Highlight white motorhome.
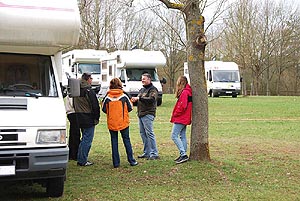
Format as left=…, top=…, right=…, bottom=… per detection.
left=100, top=49, right=167, bottom=106
left=184, top=61, right=241, bottom=98
left=0, top=0, right=80, bottom=197
left=62, top=49, right=108, bottom=94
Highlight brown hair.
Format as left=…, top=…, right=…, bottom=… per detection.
left=109, top=78, right=123, bottom=89
left=82, top=72, right=92, bottom=81
left=175, top=76, right=188, bottom=98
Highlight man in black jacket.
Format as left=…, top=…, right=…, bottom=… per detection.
left=131, top=73, right=160, bottom=160
left=73, top=73, right=100, bottom=166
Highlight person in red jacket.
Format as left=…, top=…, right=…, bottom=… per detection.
left=102, top=78, right=138, bottom=168
left=170, top=76, right=192, bottom=164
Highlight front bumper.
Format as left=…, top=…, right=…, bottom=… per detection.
left=0, top=146, right=68, bottom=181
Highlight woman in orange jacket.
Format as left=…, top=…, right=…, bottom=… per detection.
left=102, top=78, right=138, bottom=168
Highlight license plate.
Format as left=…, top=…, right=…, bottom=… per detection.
left=0, top=165, right=15, bottom=176
left=226, top=91, right=232, bottom=94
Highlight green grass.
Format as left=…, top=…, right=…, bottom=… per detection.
left=1, top=95, right=300, bottom=200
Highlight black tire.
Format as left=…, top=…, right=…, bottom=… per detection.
left=211, top=90, right=219, bottom=98
left=46, top=177, right=64, bottom=198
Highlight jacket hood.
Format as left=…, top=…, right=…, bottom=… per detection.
left=108, top=89, right=123, bottom=97
left=184, top=83, right=192, bottom=94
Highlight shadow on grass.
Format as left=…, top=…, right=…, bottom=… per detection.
left=0, top=181, right=49, bottom=201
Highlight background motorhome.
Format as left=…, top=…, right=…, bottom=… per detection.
left=0, top=0, right=80, bottom=197
left=62, top=49, right=108, bottom=94
left=184, top=61, right=241, bottom=98
left=100, top=49, right=167, bottom=106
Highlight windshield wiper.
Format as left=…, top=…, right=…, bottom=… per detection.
left=25, top=92, right=42, bottom=98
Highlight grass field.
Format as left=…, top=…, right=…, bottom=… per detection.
left=1, top=95, right=300, bottom=200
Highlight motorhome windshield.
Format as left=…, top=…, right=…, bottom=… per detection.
left=78, top=63, right=101, bottom=74
left=213, top=70, right=239, bottom=82
left=126, top=68, right=159, bottom=81
left=0, top=53, right=58, bottom=97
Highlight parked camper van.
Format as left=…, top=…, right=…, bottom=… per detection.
left=62, top=49, right=108, bottom=94
left=184, top=61, right=241, bottom=98
left=0, top=0, right=80, bottom=197
left=100, top=49, right=167, bottom=106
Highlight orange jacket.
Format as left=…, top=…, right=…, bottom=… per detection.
left=102, top=89, right=133, bottom=131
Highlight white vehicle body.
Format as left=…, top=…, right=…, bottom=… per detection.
left=184, top=61, right=241, bottom=97
left=62, top=49, right=108, bottom=93
left=100, top=49, right=166, bottom=106
left=0, top=0, right=80, bottom=197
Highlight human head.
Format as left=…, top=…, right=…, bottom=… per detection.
left=82, top=72, right=93, bottom=84
left=109, top=77, right=123, bottom=89
left=141, top=73, right=151, bottom=86
left=175, top=75, right=188, bottom=98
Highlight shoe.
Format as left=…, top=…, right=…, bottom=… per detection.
left=175, top=155, right=189, bottom=164
left=138, top=154, right=149, bottom=159
left=174, top=156, right=181, bottom=162
left=148, top=155, right=160, bottom=160
left=130, top=161, right=138, bottom=166
left=77, top=161, right=94, bottom=166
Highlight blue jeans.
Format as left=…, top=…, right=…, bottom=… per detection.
left=109, top=127, right=136, bottom=167
left=139, top=114, right=158, bottom=157
left=171, top=123, right=187, bottom=156
left=77, top=126, right=95, bottom=164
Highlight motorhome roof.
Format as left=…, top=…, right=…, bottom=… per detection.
left=110, top=49, right=166, bottom=68
left=205, top=61, right=239, bottom=70
left=62, top=49, right=108, bottom=62
left=0, top=0, right=80, bottom=55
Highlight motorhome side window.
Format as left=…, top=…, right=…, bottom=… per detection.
left=0, top=53, right=58, bottom=97
left=120, top=70, right=126, bottom=82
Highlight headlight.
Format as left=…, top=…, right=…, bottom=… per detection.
left=36, top=129, right=66, bottom=144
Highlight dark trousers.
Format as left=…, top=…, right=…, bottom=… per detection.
left=67, top=113, right=81, bottom=160
left=109, top=127, right=136, bottom=167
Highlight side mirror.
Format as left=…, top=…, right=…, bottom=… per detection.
left=160, top=77, right=167, bottom=84
left=60, top=83, right=68, bottom=98
left=240, top=77, right=243, bottom=82
left=119, top=77, right=125, bottom=83
left=68, top=78, right=80, bottom=97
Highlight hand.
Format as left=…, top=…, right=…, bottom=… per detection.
left=131, top=97, right=139, bottom=102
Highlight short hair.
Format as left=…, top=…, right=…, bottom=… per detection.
left=142, top=73, right=151, bottom=79
left=82, top=72, right=92, bottom=81
left=109, top=78, right=123, bottom=89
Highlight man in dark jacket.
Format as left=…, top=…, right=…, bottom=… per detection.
left=131, top=73, right=159, bottom=160
left=73, top=73, right=100, bottom=166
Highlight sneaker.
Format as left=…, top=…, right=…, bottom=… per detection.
left=174, top=156, right=181, bottom=162
left=130, top=161, right=138, bottom=166
left=148, top=155, right=160, bottom=160
left=175, top=155, right=189, bottom=164
left=77, top=161, right=94, bottom=166
left=138, top=154, right=149, bottom=159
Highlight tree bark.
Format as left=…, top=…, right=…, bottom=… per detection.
left=159, top=0, right=210, bottom=161
left=185, top=8, right=210, bottom=161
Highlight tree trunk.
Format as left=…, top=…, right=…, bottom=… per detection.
left=185, top=4, right=210, bottom=161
